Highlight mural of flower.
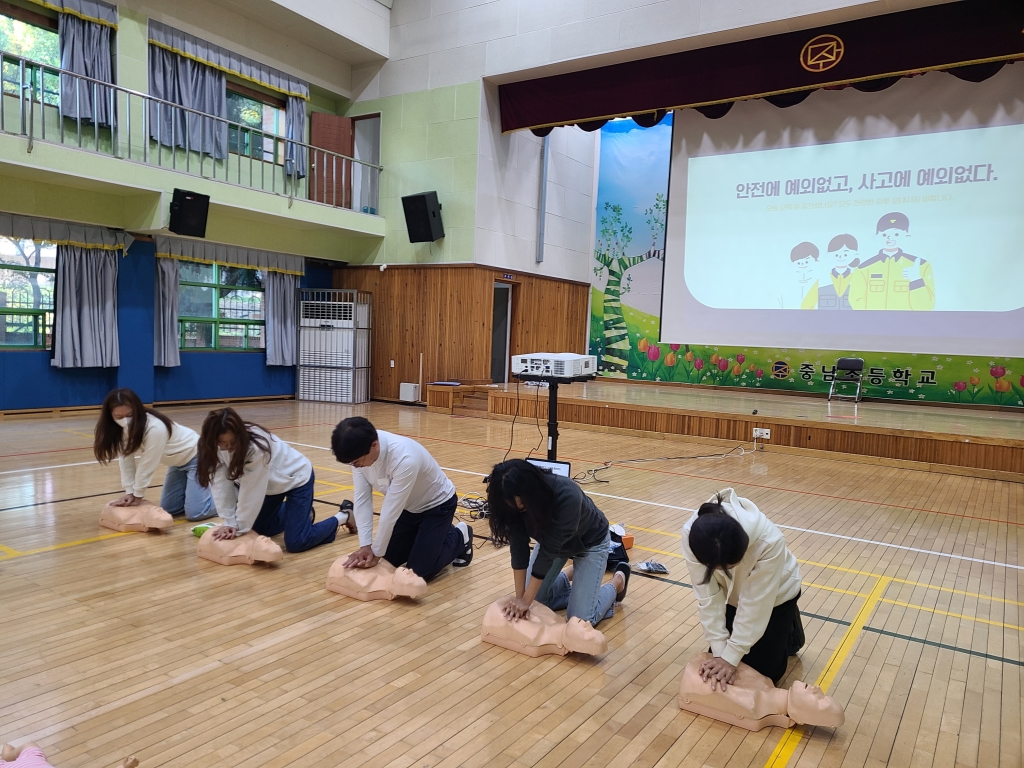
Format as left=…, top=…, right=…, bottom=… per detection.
left=647, top=345, right=661, bottom=362
left=694, top=358, right=704, bottom=370
left=638, top=338, right=649, bottom=353
left=736, top=354, right=745, bottom=364
left=994, top=379, right=1011, bottom=393
left=685, top=351, right=694, bottom=362
left=665, top=351, right=677, bottom=367
left=970, top=376, right=981, bottom=386
left=717, top=358, right=729, bottom=372
left=748, top=364, right=756, bottom=372
left=670, top=344, right=680, bottom=351
left=731, top=364, right=742, bottom=376
left=991, top=365, right=1007, bottom=378
left=1020, top=375, right=1024, bottom=388
left=953, top=381, right=967, bottom=391
left=710, top=353, right=720, bottom=365
left=756, top=369, right=764, bottom=378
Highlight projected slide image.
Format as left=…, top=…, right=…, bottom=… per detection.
left=682, top=123, right=1024, bottom=314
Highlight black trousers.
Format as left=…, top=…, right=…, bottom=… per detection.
left=724, top=593, right=804, bottom=685
left=382, top=493, right=461, bottom=582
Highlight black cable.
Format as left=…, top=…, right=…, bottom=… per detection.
left=572, top=443, right=754, bottom=484
left=502, top=378, right=521, bottom=462
left=525, top=382, right=544, bottom=460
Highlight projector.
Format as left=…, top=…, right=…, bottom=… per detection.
left=511, top=352, right=597, bottom=379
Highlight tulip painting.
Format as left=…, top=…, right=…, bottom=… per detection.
left=991, top=365, right=1007, bottom=378
left=710, top=353, right=720, bottom=365
left=736, top=354, right=745, bottom=364
left=969, top=376, right=981, bottom=387
left=732, top=364, right=743, bottom=376
left=953, top=381, right=967, bottom=391
left=670, top=344, right=680, bottom=351
left=665, top=351, right=677, bottom=367
left=685, top=351, right=694, bottom=362
left=995, top=379, right=1011, bottom=392
left=694, top=358, right=704, bottom=370
left=755, top=369, right=764, bottom=378
left=638, top=338, right=649, bottom=353
left=748, top=364, right=756, bottom=372
left=647, top=345, right=661, bottom=362
left=717, top=358, right=729, bottom=372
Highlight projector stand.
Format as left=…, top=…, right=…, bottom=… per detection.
left=512, top=373, right=596, bottom=461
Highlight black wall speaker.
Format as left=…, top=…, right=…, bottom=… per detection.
left=169, top=189, right=210, bottom=238
left=401, top=191, right=444, bottom=243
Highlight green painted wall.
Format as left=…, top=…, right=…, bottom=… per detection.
left=347, top=82, right=480, bottom=265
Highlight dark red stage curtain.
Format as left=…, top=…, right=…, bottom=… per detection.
left=498, top=0, right=1024, bottom=133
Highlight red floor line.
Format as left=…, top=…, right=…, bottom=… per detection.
left=380, top=430, right=1023, bottom=529
left=0, top=445, right=93, bottom=459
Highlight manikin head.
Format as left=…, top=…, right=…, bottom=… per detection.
left=331, top=417, right=381, bottom=468
left=876, top=212, right=910, bottom=253
left=789, top=242, right=819, bottom=282
left=827, top=234, right=859, bottom=271
left=788, top=681, right=846, bottom=726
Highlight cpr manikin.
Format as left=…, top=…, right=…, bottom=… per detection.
left=1, top=742, right=137, bottom=768
left=100, top=500, right=173, bottom=533
left=326, top=559, right=428, bottom=601
left=480, top=597, right=609, bottom=657
left=678, top=653, right=845, bottom=731
left=196, top=527, right=283, bottom=566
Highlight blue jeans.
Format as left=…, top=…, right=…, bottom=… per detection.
left=252, top=471, right=338, bottom=553
left=526, top=529, right=616, bottom=627
left=160, top=456, right=216, bottom=521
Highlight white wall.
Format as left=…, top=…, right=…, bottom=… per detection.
left=356, top=0, right=952, bottom=100
left=475, top=83, right=597, bottom=283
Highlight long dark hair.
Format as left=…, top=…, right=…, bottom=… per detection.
left=485, top=459, right=557, bottom=547
left=94, top=388, right=174, bottom=464
left=688, top=493, right=750, bottom=585
left=196, top=407, right=271, bottom=486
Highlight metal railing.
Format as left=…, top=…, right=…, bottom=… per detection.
left=0, top=52, right=382, bottom=213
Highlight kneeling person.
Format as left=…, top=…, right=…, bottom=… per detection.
left=683, top=488, right=804, bottom=688
left=332, top=417, right=472, bottom=581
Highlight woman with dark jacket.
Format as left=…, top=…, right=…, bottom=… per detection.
left=486, top=459, right=630, bottom=625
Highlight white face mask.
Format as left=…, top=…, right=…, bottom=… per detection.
left=218, top=448, right=233, bottom=464
left=114, top=416, right=132, bottom=429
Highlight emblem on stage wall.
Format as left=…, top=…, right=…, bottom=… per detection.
left=800, top=34, right=844, bottom=73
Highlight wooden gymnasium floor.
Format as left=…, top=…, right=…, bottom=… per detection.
left=1, top=400, right=1022, bottom=768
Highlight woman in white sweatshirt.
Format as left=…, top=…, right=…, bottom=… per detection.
left=196, top=408, right=352, bottom=553
left=682, top=488, right=804, bottom=688
left=94, top=388, right=216, bottom=521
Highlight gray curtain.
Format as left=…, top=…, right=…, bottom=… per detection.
left=154, top=257, right=180, bottom=367
left=285, top=95, right=307, bottom=179
left=59, top=13, right=114, bottom=126
left=148, top=45, right=227, bottom=159
left=153, top=235, right=304, bottom=275
left=264, top=271, right=299, bottom=366
left=51, top=244, right=119, bottom=368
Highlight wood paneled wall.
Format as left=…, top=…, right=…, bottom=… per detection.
left=334, top=265, right=589, bottom=400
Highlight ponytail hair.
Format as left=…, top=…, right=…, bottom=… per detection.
left=688, top=493, right=750, bottom=585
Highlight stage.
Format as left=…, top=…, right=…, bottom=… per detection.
left=427, top=380, right=1024, bottom=481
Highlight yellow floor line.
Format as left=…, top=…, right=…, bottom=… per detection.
left=764, top=576, right=890, bottom=768
left=0, top=543, right=21, bottom=557
left=804, top=582, right=870, bottom=599
left=880, top=597, right=1024, bottom=633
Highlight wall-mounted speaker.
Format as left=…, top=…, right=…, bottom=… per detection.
left=169, top=189, right=210, bottom=238
left=401, top=191, right=444, bottom=243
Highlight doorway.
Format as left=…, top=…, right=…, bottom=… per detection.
left=491, top=282, right=512, bottom=383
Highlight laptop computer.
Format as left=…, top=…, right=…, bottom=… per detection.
left=526, top=458, right=571, bottom=477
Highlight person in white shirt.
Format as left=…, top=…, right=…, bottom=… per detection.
left=196, top=408, right=354, bottom=553
left=93, top=388, right=216, bottom=521
left=682, top=488, right=804, bottom=689
left=331, top=417, right=472, bottom=581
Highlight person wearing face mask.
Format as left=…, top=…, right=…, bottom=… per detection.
left=196, top=407, right=354, bottom=553
left=94, top=388, right=217, bottom=521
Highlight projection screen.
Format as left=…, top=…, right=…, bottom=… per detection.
left=660, top=65, right=1024, bottom=356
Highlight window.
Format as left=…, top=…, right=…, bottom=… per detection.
left=226, top=82, right=287, bottom=164
left=178, top=262, right=265, bottom=351
left=0, top=7, right=60, bottom=107
left=0, top=235, right=55, bottom=349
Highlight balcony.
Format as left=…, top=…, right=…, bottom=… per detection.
left=0, top=52, right=384, bottom=252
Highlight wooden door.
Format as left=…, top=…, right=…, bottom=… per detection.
left=309, top=113, right=354, bottom=208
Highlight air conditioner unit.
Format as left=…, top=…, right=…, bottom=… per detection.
left=511, top=352, right=597, bottom=379
left=300, top=301, right=355, bottom=328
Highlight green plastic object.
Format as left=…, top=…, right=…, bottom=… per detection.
left=191, top=523, right=216, bottom=537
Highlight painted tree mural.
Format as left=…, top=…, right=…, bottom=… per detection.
left=593, top=195, right=666, bottom=376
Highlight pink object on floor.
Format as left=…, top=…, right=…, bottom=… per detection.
left=480, top=597, right=608, bottom=657
left=325, top=559, right=428, bottom=601
left=196, top=529, right=283, bottom=566
left=0, top=747, right=56, bottom=768
left=100, top=500, right=173, bottom=532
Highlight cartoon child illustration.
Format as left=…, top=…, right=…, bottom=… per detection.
left=786, top=241, right=820, bottom=309
left=849, top=212, right=935, bottom=310
left=817, top=234, right=859, bottom=310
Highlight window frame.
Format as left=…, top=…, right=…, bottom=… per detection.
left=0, top=237, right=56, bottom=351
left=177, top=261, right=266, bottom=353
left=226, top=80, right=288, bottom=166
left=0, top=3, right=60, bottom=107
